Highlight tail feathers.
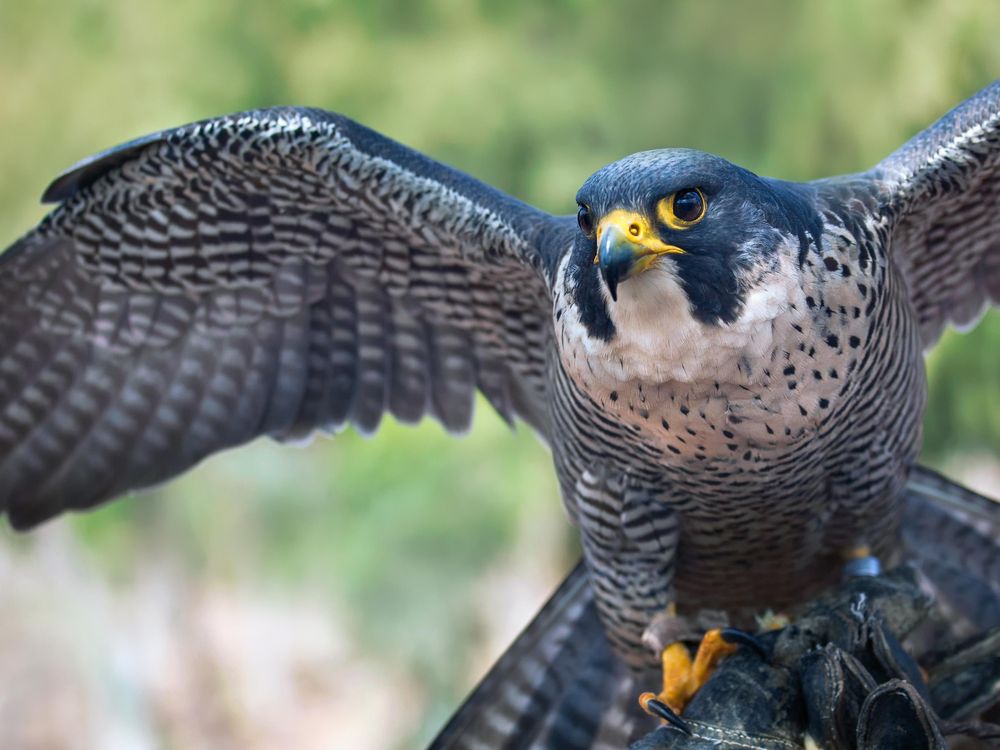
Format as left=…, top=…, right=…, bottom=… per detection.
left=903, top=465, right=1000, bottom=630
left=429, top=561, right=655, bottom=750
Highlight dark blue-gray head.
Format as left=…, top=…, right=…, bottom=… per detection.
left=567, top=149, right=824, bottom=341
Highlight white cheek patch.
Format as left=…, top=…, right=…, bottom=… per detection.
left=557, top=251, right=808, bottom=393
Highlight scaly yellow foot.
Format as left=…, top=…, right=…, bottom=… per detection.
left=639, top=628, right=738, bottom=718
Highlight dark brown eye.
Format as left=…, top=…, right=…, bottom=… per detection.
left=672, top=189, right=705, bottom=224
left=577, top=204, right=595, bottom=236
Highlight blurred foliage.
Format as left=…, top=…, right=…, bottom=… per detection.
left=1, top=0, right=1000, bottom=746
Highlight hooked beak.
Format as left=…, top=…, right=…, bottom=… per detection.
left=596, top=211, right=684, bottom=301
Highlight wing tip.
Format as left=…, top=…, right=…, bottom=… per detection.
left=4, top=500, right=59, bottom=532
left=41, top=130, right=170, bottom=204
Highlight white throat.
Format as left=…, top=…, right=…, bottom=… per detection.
left=556, top=254, right=807, bottom=393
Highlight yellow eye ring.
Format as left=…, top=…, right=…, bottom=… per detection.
left=657, top=188, right=706, bottom=230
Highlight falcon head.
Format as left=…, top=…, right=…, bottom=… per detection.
left=559, top=149, right=825, bottom=385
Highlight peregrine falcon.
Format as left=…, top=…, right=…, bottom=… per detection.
left=2, top=81, right=1000, bottom=746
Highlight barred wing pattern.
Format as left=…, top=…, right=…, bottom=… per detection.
left=877, top=80, right=1000, bottom=347
left=430, top=562, right=654, bottom=750
left=0, top=108, right=564, bottom=529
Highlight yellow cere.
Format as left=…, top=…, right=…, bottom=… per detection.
left=593, top=209, right=686, bottom=265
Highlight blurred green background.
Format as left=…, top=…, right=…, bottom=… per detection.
left=0, top=1, right=998, bottom=748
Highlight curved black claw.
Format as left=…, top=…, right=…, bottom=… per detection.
left=644, top=698, right=693, bottom=735
left=720, top=627, right=770, bottom=662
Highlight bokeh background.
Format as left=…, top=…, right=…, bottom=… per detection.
left=1, top=1, right=999, bottom=748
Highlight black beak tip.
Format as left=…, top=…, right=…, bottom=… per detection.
left=600, top=266, right=620, bottom=302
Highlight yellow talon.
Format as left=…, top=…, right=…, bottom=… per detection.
left=690, top=629, right=738, bottom=693
left=638, top=691, right=658, bottom=714
left=661, top=641, right=695, bottom=712
left=639, top=628, right=738, bottom=718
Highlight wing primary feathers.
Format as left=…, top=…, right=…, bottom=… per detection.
left=387, top=299, right=432, bottom=424
left=319, top=267, right=361, bottom=431
left=349, top=283, right=392, bottom=435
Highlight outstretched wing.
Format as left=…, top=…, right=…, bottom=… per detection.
left=0, top=108, right=570, bottom=529
left=875, top=80, right=1000, bottom=348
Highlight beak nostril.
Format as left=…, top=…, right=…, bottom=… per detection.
left=628, top=223, right=640, bottom=237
